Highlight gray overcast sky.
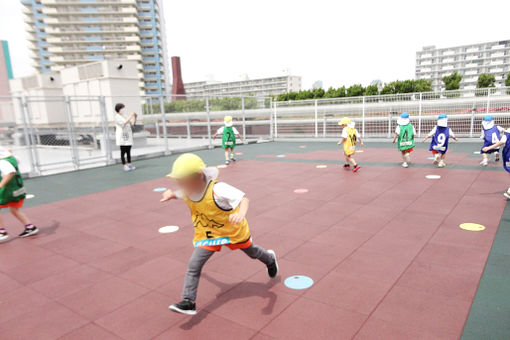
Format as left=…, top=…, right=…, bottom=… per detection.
left=1, top=0, right=509, bottom=89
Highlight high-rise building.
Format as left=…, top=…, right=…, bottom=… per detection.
left=21, top=0, right=169, bottom=95
left=415, top=40, right=510, bottom=92
left=184, top=75, right=301, bottom=98
left=0, top=40, right=14, bottom=96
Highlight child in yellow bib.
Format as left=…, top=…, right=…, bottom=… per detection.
left=161, top=153, right=278, bottom=315
left=338, top=117, right=363, bottom=172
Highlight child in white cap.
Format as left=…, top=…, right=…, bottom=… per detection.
left=422, top=114, right=458, bottom=168
left=392, top=112, right=416, bottom=168
left=480, top=115, right=504, bottom=166
left=0, top=147, right=38, bottom=241
left=212, top=116, right=243, bottom=165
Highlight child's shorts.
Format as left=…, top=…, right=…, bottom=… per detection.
left=401, top=148, right=414, bottom=153
left=431, top=150, right=446, bottom=155
left=200, top=238, right=252, bottom=252
left=481, top=148, right=499, bottom=154
left=0, top=199, right=24, bottom=209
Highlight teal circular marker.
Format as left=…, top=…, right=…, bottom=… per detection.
left=153, top=187, right=167, bottom=192
left=284, top=275, right=314, bottom=290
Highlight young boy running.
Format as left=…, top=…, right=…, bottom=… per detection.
left=0, top=147, right=38, bottom=241
left=161, top=153, right=278, bottom=315
left=482, top=127, right=510, bottom=198
left=212, top=116, right=243, bottom=165
left=392, top=112, right=416, bottom=168
left=480, top=115, right=504, bottom=166
left=422, top=114, right=458, bottom=168
left=338, top=117, right=363, bottom=172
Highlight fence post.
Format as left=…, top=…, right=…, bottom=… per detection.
left=388, top=111, right=392, bottom=138
left=486, top=89, right=491, bottom=114
left=64, top=96, right=80, bottom=169
left=206, top=96, right=212, bottom=149
left=361, top=97, right=365, bottom=138
left=469, top=106, right=475, bottom=138
left=273, top=100, right=277, bottom=139
left=323, top=115, right=327, bottom=138
left=418, top=92, right=422, bottom=137
left=241, top=96, right=246, bottom=139
left=16, top=97, right=36, bottom=175
left=186, top=117, right=191, bottom=139
left=23, top=97, right=41, bottom=174
left=159, top=96, right=169, bottom=154
left=314, top=99, right=318, bottom=138
left=98, top=96, right=113, bottom=163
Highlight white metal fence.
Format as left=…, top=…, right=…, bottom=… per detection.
left=0, top=87, right=509, bottom=176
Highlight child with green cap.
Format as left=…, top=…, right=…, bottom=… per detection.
left=392, top=112, right=415, bottom=168
left=212, top=116, right=243, bottom=165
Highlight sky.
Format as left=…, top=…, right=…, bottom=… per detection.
left=1, top=0, right=509, bottom=89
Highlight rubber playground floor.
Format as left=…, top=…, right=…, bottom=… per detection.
left=1, top=141, right=509, bottom=340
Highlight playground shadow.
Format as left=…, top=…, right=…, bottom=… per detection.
left=179, top=272, right=281, bottom=330
left=0, top=221, right=59, bottom=244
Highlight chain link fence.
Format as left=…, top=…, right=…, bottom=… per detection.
left=1, top=88, right=509, bottom=177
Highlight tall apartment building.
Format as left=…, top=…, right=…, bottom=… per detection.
left=184, top=75, right=301, bottom=98
left=415, top=40, right=510, bottom=92
left=21, top=0, right=169, bottom=95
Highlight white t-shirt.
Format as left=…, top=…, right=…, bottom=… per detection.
left=175, top=167, right=245, bottom=210
left=216, top=127, right=239, bottom=135
left=395, top=125, right=417, bottom=135
left=427, top=127, right=456, bottom=138
left=0, top=159, right=16, bottom=177
left=115, top=114, right=134, bottom=146
left=341, top=127, right=359, bottom=139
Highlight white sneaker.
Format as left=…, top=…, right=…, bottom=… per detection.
left=480, top=159, right=488, bottom=166
left=433, top=154, right=440, bottom=165
left=402, top=162, right=409, bottom=168
left=404, top=153, right=411, bottom=164
left=438, top=160, right=446, bottom=168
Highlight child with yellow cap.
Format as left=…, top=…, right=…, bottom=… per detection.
left=338, top=117, right=363, bottom=172
left=212, top=116, right=243, bottom=165
left=161, top=153, right=278, bottom=315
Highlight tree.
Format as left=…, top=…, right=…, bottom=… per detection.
left=312, top=88, right=325, bottom=99
left=442, top=72, right=462, bottom=91
left=506, top=74, right=510, bottom=95
left=346, top=84, right=364, bottom=97
left=413, top=79, right=433, bottom=92
left=364, top=84, right=379, bottom=96
left=477, top=73, right=496, bottom=88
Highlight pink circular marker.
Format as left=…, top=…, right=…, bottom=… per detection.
left=299, top=145, right=306, bottom=149
left=294, top=188, right=309, bottom=194
left=235, top=152, right=243, bottom=156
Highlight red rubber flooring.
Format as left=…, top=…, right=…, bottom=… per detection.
left=0, top=146, right=506, bottom=339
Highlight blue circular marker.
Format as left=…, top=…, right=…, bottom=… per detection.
left=284, top=275, right=314, bottom=290
left=427, top=157, right=435, bottom=160
left=153, top=187, right=167, bottom=192
left=277, top=154, right=286, bottom=158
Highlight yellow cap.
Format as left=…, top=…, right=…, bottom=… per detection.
left=224, top=116, right=232, bottom=123
left=339, top=117, right=351, bottom=125
left=167, top=153, right=205, bottom=179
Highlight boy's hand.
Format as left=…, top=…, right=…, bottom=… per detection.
left=360, top=141, right=364, bottom=146
left=482, top=147, right=489, bottom=152
left=229, top=212, right=245, bottom=225
left=160, top=189, right=176, bottom=202
left=337, top=141, right=341, bottom=145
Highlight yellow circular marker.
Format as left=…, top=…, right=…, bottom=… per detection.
left=26, top=194, right=35, bottom=199
left=356, top=150, right=364, bottom=153
left=217, top=164, right=227, bottom=169
left=459, top=223, right=485, bottom=232
left=316, top=165, right=327, bottom=169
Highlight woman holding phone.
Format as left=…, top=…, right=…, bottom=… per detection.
left=114, top=103, right=137, bottom=171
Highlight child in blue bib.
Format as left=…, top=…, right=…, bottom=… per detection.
left=422, top=114, right=458, bottom=168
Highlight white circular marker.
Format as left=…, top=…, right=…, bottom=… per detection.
left=159, top=225, right=179, bottom=234
left=153, top=187, right=167, bottom=192
left=294, top=188, right=309, bottom=194
left=277, top=154, right=286, bottom=158
left=426, top=175, right=441, bottom=179
left=356, top=150, right=364, bottom=153
left=217, top=164, right=227, bottom=168
left=427, top=157, right=435, bottom=160
left=26, top=194, right=35, bottom=199
left=316, top=164, right=327, bottom=169
left=235, top=152, right=243, bottom=156
left=473, top=151, right=481, bottom=155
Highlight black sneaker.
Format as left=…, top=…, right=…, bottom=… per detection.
left=496, top=153, right=500, bottom=162
left=225, top=160, right=231, bottom=165
left=343, top=164, right=351, bottom=170
left=0, top=229, right=8, bottom=241
left=18, top=226, right=39, bottom=238
left=266, top=250, right=279, bottom=278
left=169, top=299, right=197, bottom=315
left=231, top=156, right=236, bottom=162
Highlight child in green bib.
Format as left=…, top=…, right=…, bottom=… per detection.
left=212, top=116, right=244, bottom=165
left=0, top=147, right=38, bottom=241
left=392, top=112, right=416, bottom=168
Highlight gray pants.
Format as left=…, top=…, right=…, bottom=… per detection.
left=182, top=244, right=274, bottom=301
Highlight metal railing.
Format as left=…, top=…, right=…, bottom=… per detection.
left=0, top=87, right=509, bottom=177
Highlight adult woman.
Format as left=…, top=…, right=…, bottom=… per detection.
left=114, top=103, right=137, bottom=171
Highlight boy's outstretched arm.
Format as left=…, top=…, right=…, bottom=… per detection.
left=229, top=197, right=249, bottom=225
left=0, top=172, right=14, bottom=189
left=212, top=132, right=218, bottom=139
left=236, top=133, right=243, bottom=143
left=337, top=138, right=346, bottom=146
left=483, top=140, right=505, bottom=152
left=392, top=133, right=398, bottom=143
left=160, top=189, right=177, bottom=202
left=359, top=136, right=364, bottom=146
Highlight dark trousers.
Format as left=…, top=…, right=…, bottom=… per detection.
left=120, top=145, right=132, bottom=165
